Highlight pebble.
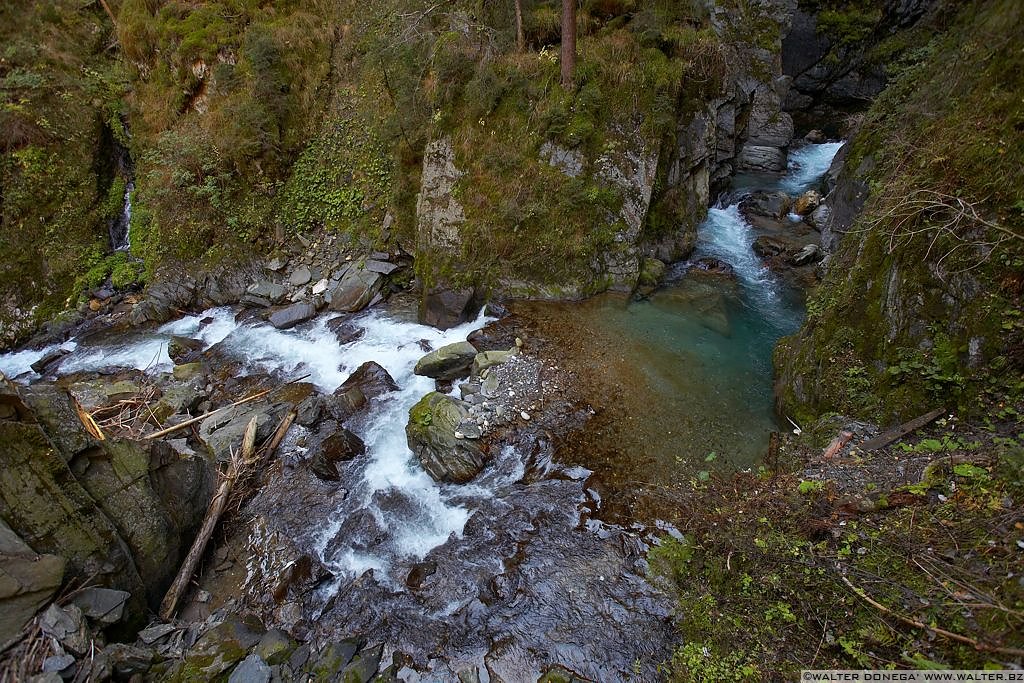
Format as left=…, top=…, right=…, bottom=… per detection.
left=520, top=411, right=530, bottom=420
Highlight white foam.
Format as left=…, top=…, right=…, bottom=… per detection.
left=0, top=341, right=76, bottom=381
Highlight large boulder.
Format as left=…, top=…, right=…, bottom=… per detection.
left=740, top=191, right=792, bottom=221
left=413, top=342, right=477, bottom=381
left=199, top=403, right=281, bottom=462
left=309, top=428, right=366, bottom=481
left=268, top=302, right=317, bottom=330
left=328, top=268, right=383, bottom=313
left=420, top=286, right=479, bottom=330
left=0, top=421, right=148, bottom=624
left=0, top=519, right=65, bottom=650
left=335, top=362, right=398, bottom=401
left=792, top=190, right=822, bottom=216
left=471, top=348, right=519, bottom=376
left=168, top=336, right=204, bottom=365
left=406, top=393, right=487, bottom=483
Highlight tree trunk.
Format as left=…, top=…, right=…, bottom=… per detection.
left=514, top=0, right=525, bottom=53
left=560, top=0, right=576, bottom=88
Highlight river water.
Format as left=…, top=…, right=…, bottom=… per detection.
left=0, top=141, right=844, bottom=680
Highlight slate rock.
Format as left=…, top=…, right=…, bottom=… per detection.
left=336, top=362, right=398, bottom=400
left=268, top=303, right=316, bottom=330
left=413, top=342, right=477, bottom=381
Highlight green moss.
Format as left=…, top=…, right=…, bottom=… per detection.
left=775, top=0, right=1024, bottom=425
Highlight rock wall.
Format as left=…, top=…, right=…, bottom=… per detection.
left=774, top=0, right=1024, bottom=425
left=0, top=376, right=215, bottom=628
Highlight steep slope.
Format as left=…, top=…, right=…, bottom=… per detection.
left=775, top=0, right=1024, bottom=425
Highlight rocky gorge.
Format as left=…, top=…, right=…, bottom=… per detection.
left=1, top=0, right=1023, bottom=680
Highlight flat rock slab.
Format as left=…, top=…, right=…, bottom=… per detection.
left=414, top=341, right=478, bottom=381
left=268, top=302, right=316, bottom=330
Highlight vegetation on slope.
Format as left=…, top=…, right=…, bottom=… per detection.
left=775, top=0, right=1024, bottom=426
left=0, top=1, right=128, bottom=327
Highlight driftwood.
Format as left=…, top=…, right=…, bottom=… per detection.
left=143, top=389, right=273, bottom=441
left=158, top=417, right=258, bottom=620
left=859, top=407, right=946, bottom=452
left=158, top=408, right=298, bottom=621
left=841, top=575, right=1024, bottom=657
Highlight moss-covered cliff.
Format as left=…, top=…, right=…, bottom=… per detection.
left=2, top=0, right=807, bottom=346
left=0, top=1, right=129, bottom=345
left=775, top=0, right=1024, bottom=426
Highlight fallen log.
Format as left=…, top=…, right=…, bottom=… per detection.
left=859, top=407, right=946, bottom=452
left=158, top=416, right=258, bottom=620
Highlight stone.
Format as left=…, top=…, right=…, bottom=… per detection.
left=0, top=422, right=147, bottom=626
left=172, top=362, right=204, bottom=381
left=268, top=302, right=316, bottom=330
left=288, top=267, right=312, bottom=287
left=336, top=362, right=398, bottom=401
left=101, top=643, right=155, bottom=678
left=0, top=519, right=65, bottom=650
left=467, top=319, right=520, bottom=353
left=736, top=144, right=787, bottom=173
left=78, top=440, right=184, bottom=607
left=138, top=623, right=179, bottom=645
left=539, top=141, right=585, bottom=177
left=168, top=335, right=204, bottom=364
left=328, top=268, right=383, bottom=313
left=266, top=256, right=287, bottom=271
left=326, top=317, right=365, bottom=345
left=30, top=348, right=69, bottom=375
left=71, top=587, right=129, bottom=624
left=20, top=385, right=97, bottom=460
left=752, top=236, right=789, bottom=258
left=691, top=257, right=736, bottom=278
left=255, top=629, right=294, bottom=666
left=413, top=342, right=478, bottom=381
left=416, top=137, right=466, bottom=253
left=295, top=395, right=323, bottom=427
left=178, top=614, right=265, bottom=680
left=42, top=654, right=75, bottom=674
left=324, top=386, right=367, bottom=421
left=363, top=259, right=399, bottom=275
left=229, top=653, right=271, bottom=683
left=790, top=243, right=824, bottom=267
left=406, top=561, right=437, bottom=588
left=311, top=278, right=329, bottom=295
left=455, top=420, right=482, bottom=439
left=471, top=348, right=519, bottom=376
left=420, top=286, right=479, bottom=330
left=792, top=189, right=822, bottom=216
left=636, top=258, right=666, bottom=295
left=804, top=129, right=827, bottom=143
left=310, top=428, right=366, bottom=481
left=807, top=203, right=831, bottom=231
left=740, top=191, right=792, bottom=220
left=247, top=281, right=287, bottom=304
left=199, top=403, right=278, bottom=462
left=406, top=393, right=488, bottom=483
left=307, top=640, right=360, bottom=680
left=40, top=604, right=89, bottom=655
left=341, top=643, right=383, bottom=683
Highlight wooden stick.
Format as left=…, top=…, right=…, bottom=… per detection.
left=142, top=389, right=272, bottom=440
left=240, top=416, right=258, bottom=465
left=260, top=411, right=296, bottom=459
left=859, top=407, right=945, bottom=452
left=158, top=453, right=240, bottom=620
left=841, top=575, right=1024, bottom=656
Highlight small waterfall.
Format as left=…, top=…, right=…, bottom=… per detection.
left=779, top=141, right=845, bottom=195
left=109, top=180, right=134, bottom=252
